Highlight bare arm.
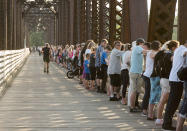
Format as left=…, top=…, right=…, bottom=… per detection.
left=150, top=51, right=156, bottom=59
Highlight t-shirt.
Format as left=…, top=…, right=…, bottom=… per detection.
left=108, top=48, right=124, bottom=74
left=121, top=50, right=131, bottom=70
left=89, top=53, right=95, bottom=67
left=169, top=45, right=187, bottom=82
left=101, top=51, right=107, bottom=65
left=130, top=46, right=143, bottom=74
left=143, top=51, right=154, bottom=78
left=42, top=47, right=50, bottom=58
left=85, top=49, right=91, bottom=55
left=95, top=45, right=104, bottom=67
left=84, top=60, right=90, bottom=74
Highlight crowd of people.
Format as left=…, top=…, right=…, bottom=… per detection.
left=40, top=38, right=187, bottom=131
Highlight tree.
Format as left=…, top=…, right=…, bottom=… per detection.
left=29, top=31, right=45, bottom=46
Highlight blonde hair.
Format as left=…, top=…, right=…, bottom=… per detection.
left=87, top=41, right=96, bottom=49
left=161, top=41, right=170, bottom=50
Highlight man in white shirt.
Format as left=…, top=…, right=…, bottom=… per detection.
left=162, top=41, right=187, bottom=130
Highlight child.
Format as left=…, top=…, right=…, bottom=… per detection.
left=84, top=54, right=91, bottom=89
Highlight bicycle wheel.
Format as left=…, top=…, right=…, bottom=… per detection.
left=67, top=71, right=74, bottom=79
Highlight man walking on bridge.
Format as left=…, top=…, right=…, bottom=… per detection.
left=42, top=43, right=51, bottom=74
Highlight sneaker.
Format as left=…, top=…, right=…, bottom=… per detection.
left=109, top=97, right=116, bottom=101
left=162, top=126, right=176, bottom=131
left=141, top=112, right=147, bottom=117
left=155, top=119, right=163, bottom=126
left=129, top=107, right=140, bottom=113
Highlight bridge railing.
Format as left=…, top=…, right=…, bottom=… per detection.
left=0, top=48, right=30, bottom=93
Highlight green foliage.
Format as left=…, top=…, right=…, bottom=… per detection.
left=29, top=31, right=45, bottom=46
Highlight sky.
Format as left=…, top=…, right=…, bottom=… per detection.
left=147, top=0, right=151, bottom=10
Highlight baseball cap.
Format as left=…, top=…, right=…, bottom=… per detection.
left=136, top=38, right=145, bottom=44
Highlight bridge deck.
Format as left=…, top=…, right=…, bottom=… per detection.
left=0, top=54, right=175, bottom=131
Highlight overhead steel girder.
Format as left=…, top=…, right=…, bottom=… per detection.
left=148, top=0, right=177, bottom=43
left=22, top=0, right=58, bottom=15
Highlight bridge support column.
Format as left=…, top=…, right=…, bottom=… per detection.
left=148, top=0, right=177, bottom=43
left=7, top=0, right=13, bottom=50
left=73, top=0, right=78, bottom=44
left=109, top=0, right=117, bottom=45
left=178, top=0, right=187, bottom=44
left=0, top=0, right=7, bottom=50
left=91, top=0, right=99, bottom=43
left=86, top=0, right=92, bottom=40
left=80, top=0, right=86, bottom=43
left=99, top=0, right=109, bottom=43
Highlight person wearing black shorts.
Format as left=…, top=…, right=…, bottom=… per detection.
left=108, top=41, right=124, bottom=101
left=42, top=43, right=51, bottom=73
left=95, top=39, right=108, bottom=92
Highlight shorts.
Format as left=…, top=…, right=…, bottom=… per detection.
left=121, top=69, right=129, bottom=86
left=160, top=78, right=170, bottom=93
left=129, top=72, right=143, bottom=93
left=109, top=74, right=121, bottom=87
left=89, top=67, right=96, bottom=80
left=149, top=77, right=161, bottom=104
left=96, top=67, right=102, bottom=79
left=43, top=57, right=50, bottom=63
left=101, top=64, right=108, bottom=79
left=85, top=73, right=91, bottom=80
